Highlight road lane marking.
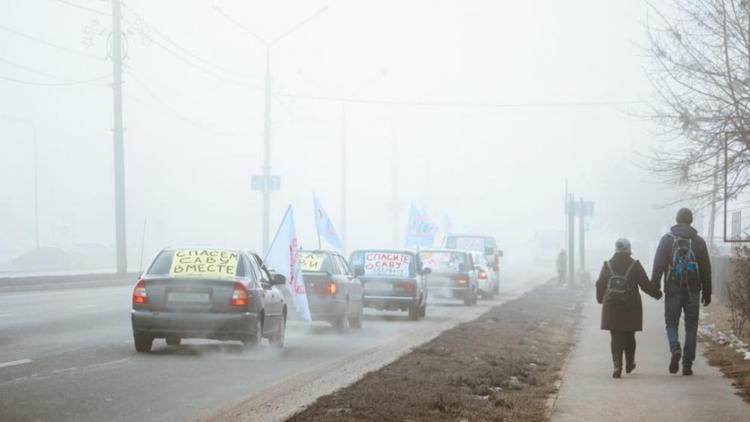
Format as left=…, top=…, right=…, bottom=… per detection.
left=0, top=359, right=32, bottom=369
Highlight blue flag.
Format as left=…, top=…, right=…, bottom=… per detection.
left=314, top=195, right=345, bottom=251
left=404, top=203, right=438, bottom=248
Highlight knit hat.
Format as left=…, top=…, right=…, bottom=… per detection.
left=615, top=238, right=631, bottom=254
left=676, top=208, right=693, bottom=225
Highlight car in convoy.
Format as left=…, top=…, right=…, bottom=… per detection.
left=349, top=249, right=429, bottom=320
left=418, top=249, right=479, bottom=305
left=131, top=248, right=287, bottom=352
left=470, top=251, right=496, bottom=299
left=444, top=234, right=503, bottom=294
left=299, top=249, right=364, bottom=331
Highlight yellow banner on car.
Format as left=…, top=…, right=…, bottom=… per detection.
left=169, top=249, right=239, bottom=279
left=299, top=253, right=323, bottom=272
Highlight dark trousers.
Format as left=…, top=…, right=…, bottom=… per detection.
left=610, top=330, right=636, bottom=367
left=665, top=290, right=700, bottom=364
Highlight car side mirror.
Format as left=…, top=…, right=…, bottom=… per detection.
left=270, top=274, right=286, bottom=286
left=421, top=267, right=432, bottom=275
left=354, top=268, right=364, bottom=277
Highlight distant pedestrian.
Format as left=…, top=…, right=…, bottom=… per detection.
left=556, top=249, right=567, bottom=285
left=596, top=238, right=662, bottom=378
left=651, top=208, right=712, bottom=376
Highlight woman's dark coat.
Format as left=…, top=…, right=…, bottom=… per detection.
left=595, top=253, right=659, bottom=332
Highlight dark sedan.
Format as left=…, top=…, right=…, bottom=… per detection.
left=131, top=248, right=287, bottom=352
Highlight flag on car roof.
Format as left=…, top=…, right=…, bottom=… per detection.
left=313, top=195, right=344, bottom=251
left=404, top=203, right=438, bottom=248
left=264, top=206, right=312, bottom=321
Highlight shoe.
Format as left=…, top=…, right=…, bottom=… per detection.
left=626, top=362, right=636, bottom=374
left=683, top=364, right=693, bottom=376
left=669, top=351, right=681, bottom=374
left=613, top=368, right=622, bottom=379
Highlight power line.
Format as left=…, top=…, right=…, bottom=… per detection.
left=0, top=74, right=105, bottom=86
left=0, top=24, right=103, bottom=61
left=124, top=66, right=250, bottom=137
left=0, top=56, right=107, bottom=84
left=120, top=2, right=258, bottom=88
left=275, top=92, right=645, bottom=109
left=50, top=0, right=111, bottom=16
left=121, top=2, right=251, bottom=81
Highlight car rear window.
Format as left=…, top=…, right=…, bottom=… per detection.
left=350, top=251, right=415, bottom=278
left=419, top=251, right=468, bottom=272
left=146, top=249, right=243, bottom=280
left=299, top=252, right=335, bottom=273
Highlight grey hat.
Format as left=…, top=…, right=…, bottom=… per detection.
left=615, top=238, right=631, bottom=254
left=676, top=208, right=693, bottom=224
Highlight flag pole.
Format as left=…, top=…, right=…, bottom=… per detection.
left=314, top=194, right=322, bottom=250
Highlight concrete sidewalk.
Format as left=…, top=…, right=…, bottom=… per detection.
left=551, top=295, right=750, bottom=422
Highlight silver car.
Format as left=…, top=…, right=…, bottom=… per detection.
left=131, top=248, right=287, bottom=352
left=418, top=249, right=479, bottom=306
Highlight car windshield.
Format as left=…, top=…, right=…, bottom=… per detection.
left=446, top=236, right=486, bottom=252
left=419, top=251, right=468, bottom=272
left=146, top=249, right=241, bottom=280
left=350, top=251, right=415, bottom=278
left=299, top=252, right=334, bottom=273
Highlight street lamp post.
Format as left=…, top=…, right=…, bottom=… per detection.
left=213, top=5, right=328, bottom=253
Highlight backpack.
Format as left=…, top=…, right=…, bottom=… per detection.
left=605, top=260, right=635, bottom=307
left=668, top=235, right=699, bottom=289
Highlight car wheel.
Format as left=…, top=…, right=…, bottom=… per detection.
left=473, top=288, right=479, bottom=305
left=334, top=309, right=350, bottom=333
left=408, top=300, right=420, bottom=320
left=463, top=291, right=472, bottom=306
left=165, top=336, right=181, bottom=346
left=243, top=318, right=263, bottom=349
left=134, top=332, right=153, bottom=353
left=270, top=314, right=286, bottom=348
left=349, top=302, right=363, bottom=329
left=419, top=301, right=426, bottom=318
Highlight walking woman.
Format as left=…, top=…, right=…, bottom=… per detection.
left=596, top=238, right=662, bottom=378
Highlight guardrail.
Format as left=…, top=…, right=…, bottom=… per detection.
left=0, top=272, right=140, bottom=290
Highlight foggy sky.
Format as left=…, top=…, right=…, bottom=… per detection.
left=0, top=1, right=683, bottom=270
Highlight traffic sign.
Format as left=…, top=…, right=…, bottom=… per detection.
left=566, top=200, right=594, bottom=217
left=252, top=175, right=281, bottom=191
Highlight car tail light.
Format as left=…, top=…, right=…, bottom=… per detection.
left=394, top=281, right=415, bottom=292
left=454, top=276, right=469, bottom=285
left=324, top=282, right=337, bottom=295
left=479, top=271, right=487, bottom=280
left=230, top=282, right=249, bottom=306
left=132, top=279, right=148, bottom=304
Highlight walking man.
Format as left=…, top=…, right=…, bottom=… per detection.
left=651, top=208, right=712, bottom=375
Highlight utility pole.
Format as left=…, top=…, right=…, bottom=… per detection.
left=111, top=0, right=127, bottom=274
left=579, top=197, right=585, bottom=272
left=32, top=123, right=39, bottom=250
left=391, top=129, right=399, bottom=248
left=262, top=48, right=271, bottom=253
left=567, top=193, right=575, bottom=286
left=340, top=103, right=347, bottom=251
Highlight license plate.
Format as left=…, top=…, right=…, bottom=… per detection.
left=167, top=292, right=210, bottom=303
left=365, top=282, right=392, bottom=291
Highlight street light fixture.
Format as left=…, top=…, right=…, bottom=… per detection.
left=213, top=4, right=329, bottom=253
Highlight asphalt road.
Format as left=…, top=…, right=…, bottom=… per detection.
left=0, top=269, right=543, bottom=422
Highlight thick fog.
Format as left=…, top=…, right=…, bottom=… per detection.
left=0, top=1, right=684, bottom=272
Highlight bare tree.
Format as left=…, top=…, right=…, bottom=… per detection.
left=645, top=0, right=750, bottom=208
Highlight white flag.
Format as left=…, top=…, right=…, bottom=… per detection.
left=264, top=206, right=312, bottom=321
